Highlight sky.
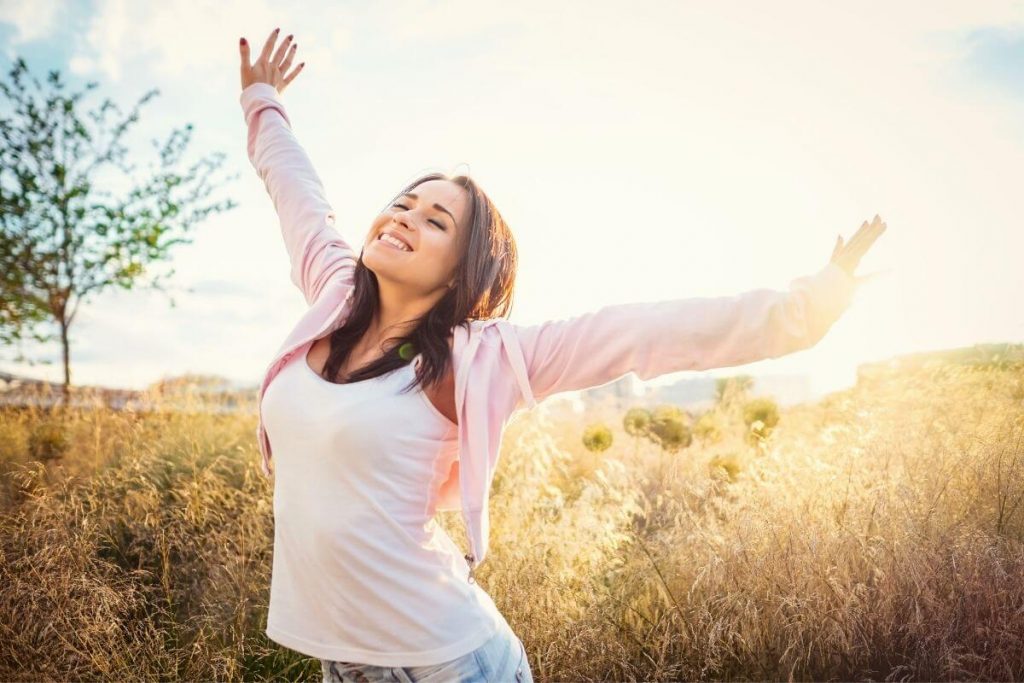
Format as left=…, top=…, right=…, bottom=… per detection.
left=0, top=0, right=1022, bottom=401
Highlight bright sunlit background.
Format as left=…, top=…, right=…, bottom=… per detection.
left=1, top=0, right=1022, bottom=400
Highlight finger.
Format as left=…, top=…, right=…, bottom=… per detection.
left=831, top=234, right=843, bottom=260
left=259, top=27, right=280, bottom=63
left=860, top=221, right=887, bottom=259
left=272, top=33, right=294, bottom=66
left=279, top=41, right=298, bottom=72
left=239, top=37, right=250, bottom=66
left=853, top=217, right=886, bottom=257
left=837, top=221, right=867, bottom=261
left=283, top=61, right=306, bottom=87
left=846, top=216, right=881, bottom=259
left=867, top=214, right=883, bottom=242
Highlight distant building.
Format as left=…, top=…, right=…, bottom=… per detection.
left=745, top=374, right=813, bottom=407
left=578, top=373, right=638, bottom=413
left=0, top=369, right=256, bottom=414
left=577, top=372, right=814, bottom=414
left=640, top=375, right=718, bottom=409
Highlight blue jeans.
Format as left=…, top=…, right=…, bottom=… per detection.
left=320, top=618, right=533, bottom=683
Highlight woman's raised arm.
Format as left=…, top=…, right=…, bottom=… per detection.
left=511, top=217, right=887, bottom=405
left=238, top=28, right=357, bottom=306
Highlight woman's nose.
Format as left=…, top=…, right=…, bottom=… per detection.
left=393, top=214, right=416, bottom=231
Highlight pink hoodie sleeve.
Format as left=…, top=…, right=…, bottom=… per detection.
left=239, top=82, right=357, bottom=306
left=511, top=262, right=857, bottom=404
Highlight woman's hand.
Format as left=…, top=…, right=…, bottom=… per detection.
left=239, top=27, right=305, bottom=94
left=831, top=214, right=888, bottom=286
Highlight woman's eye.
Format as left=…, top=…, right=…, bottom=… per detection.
left=390, top=202, right=446, bottom=230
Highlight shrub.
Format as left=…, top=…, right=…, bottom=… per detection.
left=708, top=452, right=743, bottom=482
left=28, top=417, right=70, bottom=463
left=693, top=411, right=724, bottom=444
left=582, top=423, right=613, bottom=452
left=647, top=404, right=692, bottom=453
left=622, top=407, right=652, bottom=437
left=742, top=397, right=780, bottom=444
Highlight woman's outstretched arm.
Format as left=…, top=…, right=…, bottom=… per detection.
left=238, top=28, right=357, bottom=306
left=511, top=217, right=888, bottom=405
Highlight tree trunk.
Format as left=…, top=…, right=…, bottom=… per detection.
left=60, top=321, right=71, bottom=408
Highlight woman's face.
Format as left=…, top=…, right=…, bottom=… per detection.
left=362, top=179, right=470, bottom=296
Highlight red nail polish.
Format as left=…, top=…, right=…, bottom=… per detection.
left=240, top=37, right=246, bottom=45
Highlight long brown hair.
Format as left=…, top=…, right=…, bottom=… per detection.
left=318, top=172, right=518, bottom=394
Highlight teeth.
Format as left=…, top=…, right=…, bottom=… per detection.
left=380, top=233, right=410, bottom=251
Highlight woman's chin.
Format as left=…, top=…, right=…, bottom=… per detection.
left=362, top=250, right=399, bottom=276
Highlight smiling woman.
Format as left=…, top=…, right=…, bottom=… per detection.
left=237, top=26, right=532, bottom=683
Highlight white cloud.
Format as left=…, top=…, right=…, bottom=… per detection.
left=0, top=0, right=63, bottom=54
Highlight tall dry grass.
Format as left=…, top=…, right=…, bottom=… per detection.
left=1, top=359, right=1022, bottom=681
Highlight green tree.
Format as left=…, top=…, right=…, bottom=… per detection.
left=715, top=373, right=754, bottom=406
left=0, top=58, right=238, bottom=403
left=0, top=227, right=50, bottom=348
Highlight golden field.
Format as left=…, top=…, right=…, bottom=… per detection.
left=1, top=347, right=1022, bottom=682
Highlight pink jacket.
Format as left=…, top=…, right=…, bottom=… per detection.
left=240, top=82, right=858, bottom=578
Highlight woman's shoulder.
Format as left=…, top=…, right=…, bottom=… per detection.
left=465, top=319, right=507, bottom=349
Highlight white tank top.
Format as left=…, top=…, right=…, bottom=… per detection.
left=259, top=341, right=505, bottom=666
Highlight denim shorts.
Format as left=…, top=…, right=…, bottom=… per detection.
left=320, top=618, right=533, bottom=683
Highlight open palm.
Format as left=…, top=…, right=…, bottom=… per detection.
left=831, top=214, right=888, bottom=286
left=239, top=27, right=305, bottom=94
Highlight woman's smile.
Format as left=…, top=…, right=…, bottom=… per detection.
left=375, top=234, right=412, bottom=252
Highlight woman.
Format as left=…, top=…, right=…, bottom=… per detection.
left=238, top=27, right=886, bottom=683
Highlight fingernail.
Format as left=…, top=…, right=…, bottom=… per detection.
left=240, top=37, right=246, bottom=45
left=274, top=27, right=280, bottom=34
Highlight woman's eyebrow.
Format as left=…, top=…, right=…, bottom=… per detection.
left=401, top=192, right=456, bottom=228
